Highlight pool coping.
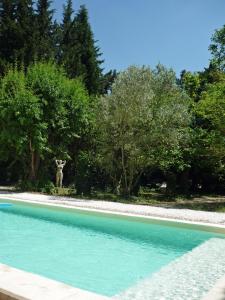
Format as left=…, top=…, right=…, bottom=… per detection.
left=1, top=194, right=225, bottom=234
left=202, top=274, right=225, bottom=300
left=0, top=263, right=110, bottom=300
left=1, top=192, right=225, bottom=300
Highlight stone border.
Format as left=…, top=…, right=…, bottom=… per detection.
left=1, top=194, right=225, bottom=234
left=0, top=263, right=110, bottom=300
left=202, top=274, right=225, bottom=300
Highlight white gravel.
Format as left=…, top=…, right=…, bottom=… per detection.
left=0, top=191, right=225, bottom=226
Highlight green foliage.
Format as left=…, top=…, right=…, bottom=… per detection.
left=35, top=0, right=55, bottom=60
left=40, top=180, right=55, bottom=193
left=15, top=0, right=36, bottom=68
left=180, top=70, right=201, bottom=101
left=0, top=1, right=103, bottom=95
left=0, top=2, right=224, bottom=196
left=192, top=81, right=225, bottom=192
left=179, top=61, right=225, bottom=193
left=61, top=0, right=73, bottom=41
left=0, top=69, right=45, bottom=179
left=100, top=69, right=117, bottom=94
left=196, top=82, right=225, bottom=134
left=3, top=90, right=42, bottom=153
left=199, top=63, right=225, bottom=87
left=0, top=0, right=18, bottom=73
left=98, top=65, right=191, bottom=196
left=0, top=62, right=90, bottom=183
left=209, top=24, right=225, bottom=71
left=26, top=62, right=91, bottom=178
left=59, top=4, right=103, bottom=94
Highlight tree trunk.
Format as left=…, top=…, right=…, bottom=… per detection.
left=30, top=149, right=35, bottom=181
left=165, top=171, right=176, bottom=195
left=29, top=139, right=40, bottom=182
left=121, top=146, right=128, bottom=195
left=178, top=169, right=190, bottom=194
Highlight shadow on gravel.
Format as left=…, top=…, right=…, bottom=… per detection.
left=173, top=201, right=225, bottom=212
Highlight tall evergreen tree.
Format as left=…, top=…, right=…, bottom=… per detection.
left=15, top=0, right=36, bottom=68
left=72, top=5, right=103, bottom=94
left=0, top=0, right=18, bottom=74
left=63, top=0, right=73, bottom=29
left=60, top=4, right=103, bottom=94
left=58, top=0, right=74, bottom=64
left=35, top=0, right=55, bottom=60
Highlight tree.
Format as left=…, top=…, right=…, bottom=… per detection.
left=0, top=63, right=90, bottom=184
left=62, top=0, right=73, bottom=31
left=193, top=81, right=225, bottom=192
left=196, top=82, right=225, bottom=134
left=100, top=69, right=117, bottom=94
left=61, top=5, right=103, bottom=94
left=75, top=5, right=103, bottom=94
left=14, top=0, right=36, bottom=68
left=58, top=0, right=74, bottom=66
left=209, top=24, right=225, bottom=71
left=179, top=64, right=225, bottom=193
left=98, top=65, right=191, bottom=196
left=198, top=63, right=225, bottom=94
left=179, top=70, right=201, bottom=101
left=26, top=63, right=90, bottom=167
left=0, top=69, right=45, bottom=181
left=35, top=0, right=55, bottom=60
left=0, top=0, right=18, bottom=74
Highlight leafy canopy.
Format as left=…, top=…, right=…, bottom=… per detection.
left=98, top=65, right=191, bottom=196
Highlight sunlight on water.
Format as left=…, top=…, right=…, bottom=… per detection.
left=0, top=202, right=224, bottom=296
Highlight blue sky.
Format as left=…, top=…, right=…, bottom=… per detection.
left=53, top=0, right=225, bottom=75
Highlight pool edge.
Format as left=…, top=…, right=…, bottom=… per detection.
left=202, top=274, right=225, bottom=300
left=1, top=195, right=225, bottom=234
left=0, top=263, right=110, bottom=300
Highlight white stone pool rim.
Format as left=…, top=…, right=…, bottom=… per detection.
left=0, top=192, right=225, bottom=300
left=0, top=263, right=110, bottom=300
left=1, top=194, right=225, bottom=234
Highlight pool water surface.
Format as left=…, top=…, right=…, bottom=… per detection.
left=0, top=201, right=224, bottom=296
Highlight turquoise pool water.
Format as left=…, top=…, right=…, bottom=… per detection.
left=0, top=201, right=224, bottom=296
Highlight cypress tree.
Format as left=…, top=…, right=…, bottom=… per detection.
left=35, top=0, right=55, bottom=60
left=60, top=4, right=103, bottom=95
left=63, top=0, right=73, bottom=30
left=15, top=0, right=36, bottom=68
left=72, top=5, right=103, bottom=94
left=59, top=0, right=74, bottom=64
left=0, top=0, right=18, bottom=74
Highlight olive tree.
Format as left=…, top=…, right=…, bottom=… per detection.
left=98, top=65, right=191, bottom=196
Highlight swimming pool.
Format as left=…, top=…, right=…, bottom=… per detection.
left=0, top=200, right=225, bottom=298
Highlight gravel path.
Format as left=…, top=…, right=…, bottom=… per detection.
left=1, top=191, right=225, bottom=226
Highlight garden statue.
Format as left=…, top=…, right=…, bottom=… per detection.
left=55, top=160, right=66, bottom=188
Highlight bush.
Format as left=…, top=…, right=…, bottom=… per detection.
left=40, top=181, right=55, bottom=194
